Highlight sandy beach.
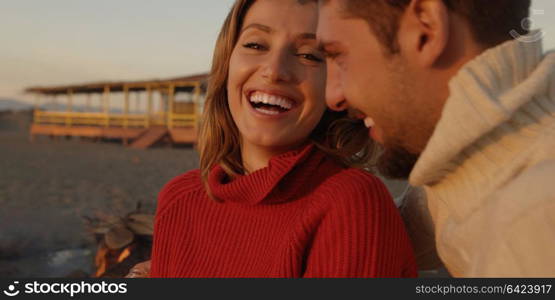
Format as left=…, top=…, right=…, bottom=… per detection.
left=0, top=110, right=199, bottom=277
left=0, top=110, right=408, bottom=277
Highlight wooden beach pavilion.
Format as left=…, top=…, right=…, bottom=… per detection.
left=26, top=73, right=208, bottom=148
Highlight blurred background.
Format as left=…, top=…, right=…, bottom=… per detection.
left=0, top=0, right=553, bottom=278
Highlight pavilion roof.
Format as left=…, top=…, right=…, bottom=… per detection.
left=26, top=73, right=209, bottom=95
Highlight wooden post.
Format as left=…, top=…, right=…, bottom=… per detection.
left=193, top=83, right=201, bottom=129
left=30, top=94, right=39, bottom=142
left=33, top=94, right=40, bottom=126
left=122, top=85, right=129, bottom=145
left=159, top=93, right=164, bottom=114
left=147, top=86, right=152, bottom=128
left=167, top=85, right=175, bottom=129
left=134, top=90, right=140, bottom=113
left=34, top=94, right=40, bottom=111
left=86, top=93, right=91, bottom=112
left=124, top=85, right=129, bottom=129
left=67, top=89, right=73, bottom=127
left=68, top=89, right=73, bottom=112
left=103, top=86, right=110, bottom=127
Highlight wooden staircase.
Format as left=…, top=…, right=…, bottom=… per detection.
left=129, top=127, right=168, bottom=149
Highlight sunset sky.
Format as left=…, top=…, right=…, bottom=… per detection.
left=1, top=0, right=554, bottom=104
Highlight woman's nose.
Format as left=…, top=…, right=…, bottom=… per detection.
left=261, top=50, right=295, bottom=83
left=326, top=62, right=348, bottom=111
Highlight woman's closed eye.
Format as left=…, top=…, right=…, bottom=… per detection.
left=296, top=52, right=323, bottom=63
left=243, top=42, right=267, bottom=51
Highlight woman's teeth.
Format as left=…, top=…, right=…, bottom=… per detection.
left=249, top=92, right=294, bottom=114
left=364, top=117, right=375, bottom=128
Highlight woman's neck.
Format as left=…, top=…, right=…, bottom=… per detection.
left=241, top=141, right=308, bottom=174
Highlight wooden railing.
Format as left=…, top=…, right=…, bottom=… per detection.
left=33, top=110, right=197, bottom=129
left=31, top=80, right=203, bottom=131
left=168, top=112, right=196, bottom=128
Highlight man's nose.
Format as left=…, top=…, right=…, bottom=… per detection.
left=325, top=62, right=348, bottom=111
left=261, top=50, right=295, bottom=83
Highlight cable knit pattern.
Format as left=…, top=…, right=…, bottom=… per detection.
left=408, top=35, right=555, bottom=277
left=151, top=144, right=417, bottom=277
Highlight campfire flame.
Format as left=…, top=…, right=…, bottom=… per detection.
left=94, top=244, right=134, bottom=278
left=87, top=209, right=153, bottom=278
left=117, top=246, right=132, bottom=263
left=94, top=245, right=109, bottom=278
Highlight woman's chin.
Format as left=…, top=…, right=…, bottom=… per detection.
left=244, top=135, right=306, bottom=152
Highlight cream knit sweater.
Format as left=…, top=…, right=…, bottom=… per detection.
left=407, top=36, right=555, bottom=277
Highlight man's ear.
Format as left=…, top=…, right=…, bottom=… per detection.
left=397, top=0, right=449, bottom=67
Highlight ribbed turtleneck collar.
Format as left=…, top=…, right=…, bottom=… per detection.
left=410, top=34, right=555, bottom=186
left=208, top=143, right=327, bottom=205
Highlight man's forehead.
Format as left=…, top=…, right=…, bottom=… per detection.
left=317, top=0, right=349, bottom=15
left=315, top=0, right=348, bottom=51
left=316, top=2, right=349, bottom=33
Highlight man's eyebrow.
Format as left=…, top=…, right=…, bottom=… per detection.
left=241, top=23, right=273, bottom=34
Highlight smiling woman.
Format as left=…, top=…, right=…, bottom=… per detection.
left=146, top=0, right=417, bottom=278
left=225, top=0, right=330, bottom=173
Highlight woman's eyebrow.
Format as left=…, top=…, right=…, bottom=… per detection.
left=241, top=24, right=315, bottom=41
left=241, top=23, right=273, bottom=34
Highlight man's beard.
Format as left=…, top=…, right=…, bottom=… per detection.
left=377, top=144, right=419, bottom=180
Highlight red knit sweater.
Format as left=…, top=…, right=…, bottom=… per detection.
left=151, top=144, right=417, bottom=277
